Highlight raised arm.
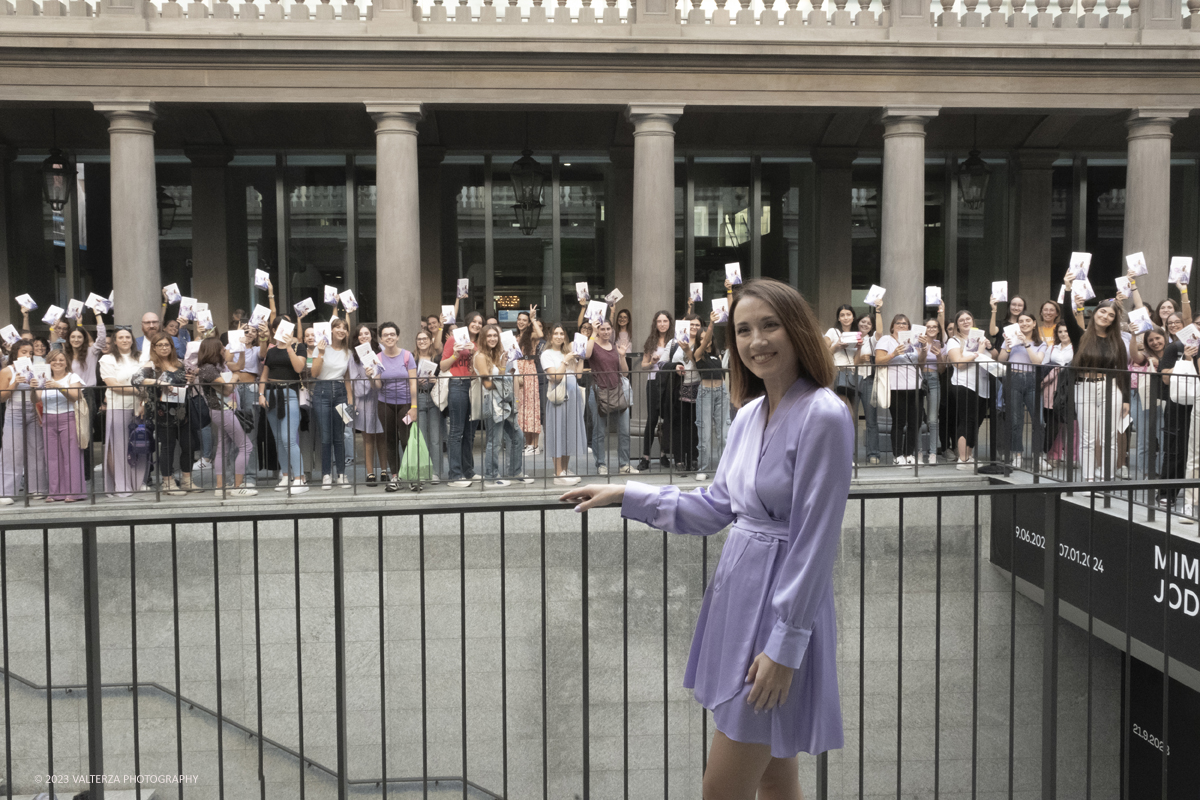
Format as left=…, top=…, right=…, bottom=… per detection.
left=987, top=295, right=1000, bottom=337
left=1179, top=282, right=1192, bottom=322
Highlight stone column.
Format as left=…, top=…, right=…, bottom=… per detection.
left=187, top=146, right=234, bottom=328
left=1014, top=150, right=1058, bottom=308
left=367, top=103, right=423, bottom=335
left=608, top=146, right=634, bottom=306
left=812, top=147, right=857, bottom=325
left=95, top=102, right=160, bottom=327
left=0, top=147, right=13, bottom=322
left=880, top=107, right=938, bottom=322
left=1124, top=108, right=1190, bottom=303
left=418, top=146, right=446, bottom=325
left=627, top=104, right=683, bottom=338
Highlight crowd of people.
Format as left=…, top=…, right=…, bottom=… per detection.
left=0, top=278, right=739, bottom=502
left=4, top=258, right=1199, bottom=511
left=831, top=261, right=1200, bottom=515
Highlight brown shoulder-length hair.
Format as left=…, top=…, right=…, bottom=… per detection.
left=727, top=278, right=834, bottom=408
left=149, top=332, right=181, bottom=372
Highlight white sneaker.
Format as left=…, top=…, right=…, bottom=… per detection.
left=906, top=455, right=917, bottom=466
left=93, top=464, right=103, bottom=473
left=619, top=465, right=632, bottom=475
left=1181, top=504, right=1195, bottom=524
left=345, top=456, right=355, bottom=467
left=694, top=472, right=708, bottom=481
left=927, top=454, right=937, bottom=466
left=487, top=480, right=512, bottom=488
left=192, top=457, right=212, bottom=471
left=956, top=460, right=972, bottom=471
left=1012, top=454, right=1023, bottom=469
left=338, top=475, right=351, bottom=489
left=1040, top=457, right=1055, bottom=473
left=597, top=465, right=608, bottom=476
left=0, top=497, right=13, bottom=506
left=1118, top=466, right=1130, bottom=480
left=429, top=474, right=440, bottom=485
left=523, top=445, right=535, bottom=455
left=469, top=474, right=482, bottom=482
left=275, top=476, right=290, bottom=491
left=289, top=478, right=309, bottom=494
left=231, top=487, right=258, bottom=497
left=554, top=474, right=581, bottom=486
left=448, top=480, right=473, bottom=488
left=895, top=457, right=908, bottom=467
left=322, top=474, right=333, bottom=490
left=587, top=447, right=593, bottom=454
left=510, top=473, right=536, bottom=485
left=533, top=446, right=543, bottom=455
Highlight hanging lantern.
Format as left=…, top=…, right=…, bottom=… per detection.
left=510, top=149, right=546, bottom=236
left=41, top=149, right=73, bottom=213
left=157, top=186, right=178, bottom=236
left=956, top=150, right=991, bottom=210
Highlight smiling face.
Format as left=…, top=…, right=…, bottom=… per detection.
left=1146, top=331, right=1166, bottom=353
left=1018, top=314, right=1036, bottom=335
left=616, top=310, right=630, bottom=328
left=53, top=320, right=69, bottom=340
left=925, top=320, right=939, bottom=339
left=655, top=314, right=670, bottom=334
left=115, top=329, right=134, bottom=355
left=838, top=308, right=855, bottom=329
left=1041, top=301, right=1058, bottom=323
left=516, top=313, right=529, bottom=332
left=1093, top=305, right=1116, bottom=331
left=416, top=331, right=431, bottom=352
left=1158, top=299, right=1177, bottom=321
left=304, top=329, right=315, bottom=347
left=891, top=317, right=910, bottom=336
left=551, top=326, right=566, bottom=348
left=956, top=312, right=975, bottom=334
left=597, top=321, right=612, bottom=343
left=69, top=329, right=85, bottom=349
left=689, top=319, right=702, bottom=340
left=357, top=326, right=373, bottom=345
left=32, top=339, right=47, bottom=357
left=1167, top=314, right=1184, bottom=334
left=165, top=319, right=180, bottom=336
left=47, top=351, right=68, bottom=376
left=141, top=313, right=160, bottom=337
left=468, top=316, right=483, bottom=336
left=857, top=315, right=873, bottom=335
left=1009, top=297, right=1025, bottom=317
left=332, top=320, right=348, bottom=344
left=1057, top=324, right=1071, bottom=344
left=734, top=296, right=797, bottom=388
left=581, top=322, right=593, bottom=338
left=485, top=328, right=500, bottom=348
left=379, top=326, right=399, bottom=348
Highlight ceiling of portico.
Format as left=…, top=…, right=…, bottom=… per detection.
left=0, top=104, right=1196, bottom=155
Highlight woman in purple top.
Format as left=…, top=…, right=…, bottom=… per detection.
left=562, top=278, right=853, bottom=797
left=372, top=321, right=418, bottom=492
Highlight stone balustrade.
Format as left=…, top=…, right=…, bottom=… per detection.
left=1, top=0, right=1197, bottom=32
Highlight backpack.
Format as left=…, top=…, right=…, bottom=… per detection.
left=127, top=414, right=154, bottom=465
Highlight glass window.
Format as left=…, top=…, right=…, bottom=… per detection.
left=1085, top=161, right=1126, bottom=295
left=956, top=156, right=1009, bottom=314
left=850, top=161, right=881, bottom=300
left=284, top=157, right=348, bottom=322
left=156, top=161, right=192, bottom=302
left=230, top=163, right=280, bottom=318
left=559, top=160, right=608, bottom=330
left=354, top=159, right=378, bottom=323
left=1170, top=160, right=1199, bottom=287
left=1050, top=163, right=1074, bottom=291
left=760, top=159, right=815, bottom=297
left=924, top=161, right=946, bottom=305
left=692, top=158, right=751, bottom=314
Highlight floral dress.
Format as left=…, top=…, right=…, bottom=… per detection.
left=516, top=355, right=541, bottom=433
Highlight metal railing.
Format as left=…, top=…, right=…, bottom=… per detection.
left=0, top=480, right=1192, bottom=799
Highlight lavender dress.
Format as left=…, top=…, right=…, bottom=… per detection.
left=621, top=378, right=853, bottom=757
left=349, top=358, right=383, bottom=435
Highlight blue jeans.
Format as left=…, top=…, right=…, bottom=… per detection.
left=921, top=372, right=940, bottom=456
left=1130, top=389, right=1160, bottom=479
left=264, top=387, right=303, bottom=478
left=311, top=380, right=347, bottom=478
left=857, top=375, right=880, bottom=459
left=1008, top=370, right=1043, bottom=457
left=417, top=390, right=447, bottom=477
left=483, top=401, right=523, bottom=479
left=696, top=383, right=730, bottom=472
left=588, top=388, right=630, bottom=469
left=447, top=379, right=474, bottom=481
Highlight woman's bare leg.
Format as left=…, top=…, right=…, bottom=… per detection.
left=702, top=730, right=802, bottom=800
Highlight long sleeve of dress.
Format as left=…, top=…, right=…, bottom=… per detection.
left=763, top=397, right=854, bottom=670
left=621, top=411, right=744, bottom=535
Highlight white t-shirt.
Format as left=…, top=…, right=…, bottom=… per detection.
left=540, top=349, right=566, bottom=372
left=948, top=336, right=991, bottom=398
left=875, top=335, right=920, bottom=391
left=671, top=344, right=699, bottom=385
left=824, top=327, right=859, bottom=368
left=316, top=346, right=351, bottom=381
left=39, top=372, right=83, bottom=415
left=1047, top=343, right=1074, bottom=367
left=99, top=353, right=143, bottom=411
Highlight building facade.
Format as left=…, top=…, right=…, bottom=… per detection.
left=1, top=0, right=1199, bottom=338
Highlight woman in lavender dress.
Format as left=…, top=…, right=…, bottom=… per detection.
left=350, top=323, right=386, bottom=484
left=62, top=309, right=106, bottom=475
left=562, top=278, right=853, bottom=797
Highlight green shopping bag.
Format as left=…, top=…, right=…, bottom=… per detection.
left=397, top=424, right=433, bottom=482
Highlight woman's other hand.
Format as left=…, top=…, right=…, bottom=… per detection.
left=558, top=484, right=625, bottom=512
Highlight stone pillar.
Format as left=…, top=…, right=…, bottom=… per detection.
left=627, top=104, right=683, bottom=336
left=812, top=147, right=857, bottom=325
left=1124, top=108, right=1190, bottom=303
left=880, top=106, right=938, bottom=322
left=187, top=146, right=234, bottom=329
left=418, top=146, right=445, bottom=325
left=0, top=147, right=13, bottom=322
left=1014, top=150, right=1058, bottom=308
left=609, top=146, right=634, bottom=307
left=95, top=102, right=160, bottom=327
left=632, top=0, right=680, bottom=31
left=367, top=103, right=423, bottom=335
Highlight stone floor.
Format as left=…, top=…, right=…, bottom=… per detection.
left=0, top=493, right=1122, bottom=799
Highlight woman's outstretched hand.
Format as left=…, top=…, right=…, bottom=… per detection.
left=745, top=652, right=794, bottom=712
left=559, top=484, right=625, bottom=512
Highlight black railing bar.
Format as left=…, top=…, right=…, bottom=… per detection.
left=1086, top=486, right=1096, bottom=800
left=499, top=512, right=509, bottom=800
left=581, top=510, right=591, bottom=800
left=41, top=527, right=54, bottom=798
left=971, top=497, right=979, bottom=800
left=377, top=515, right=389, bottom=800
left=1161, top=505, right=1172, bottom=800
left=459, top=512, right=469, bottom=800
left=128, top=523, right=143, bottom=800
left=540, top=510, right=548, bottom=800
left=0, top=668, right=505, bottom=799
left=1040, top=493, right=1060, bottom=800
left=623, top=518, right=630, bottom=800
left=332, top=517, right=350, bottom=800
left=253, top=520, right=266, bottom=800
left=212, top=521, right=227, bottom=800
left=662, top=528, right=669, bottom=800
left=1007, top=494, right=1017, bottom=800
left=857, top=497, right=865, bottom=800
left=293, top=518, right=306, bottom=800
left=419, top=514, right=429, bottom=800
left=8, top=478, right=1200, bottom=532
left=1, top=528, right=10, bottom=800
left=896, top=496, right=904, bottom=800
left=934, top=495, right=942, bottom=800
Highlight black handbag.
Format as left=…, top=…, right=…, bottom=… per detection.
left=235, top=407, right=255, bottom=434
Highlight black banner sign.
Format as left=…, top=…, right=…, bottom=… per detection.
left=990, top=495, right=1200, bottom=672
